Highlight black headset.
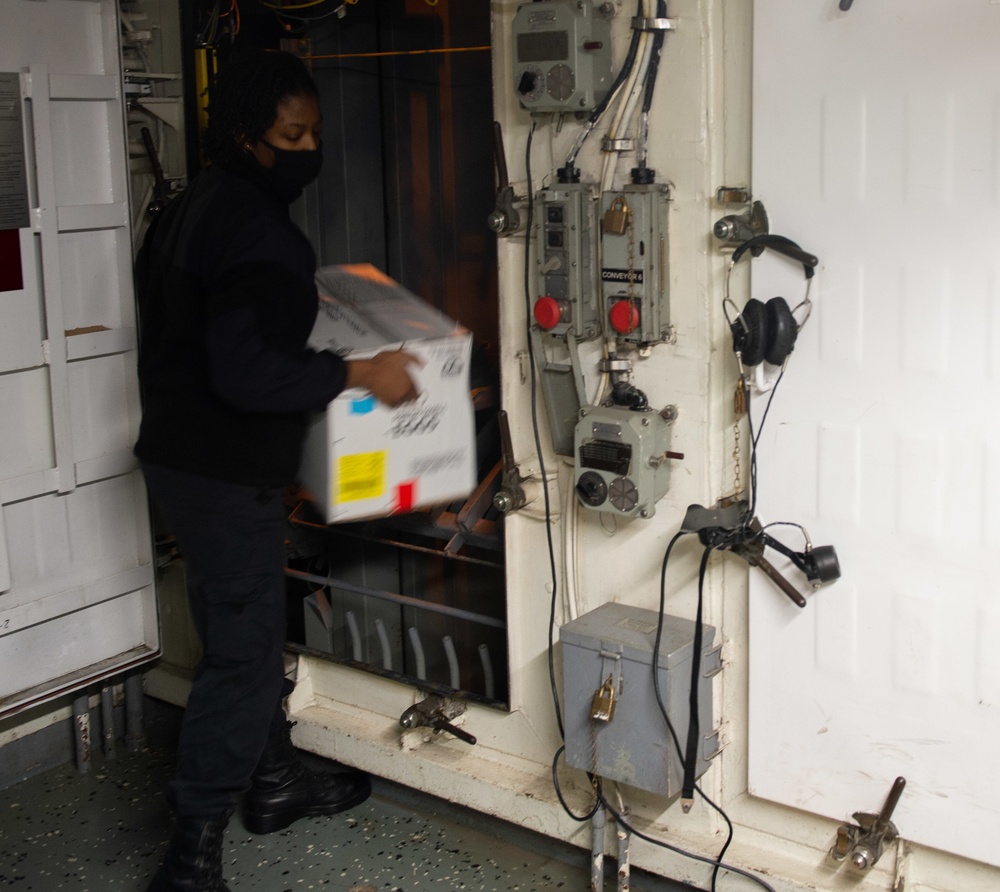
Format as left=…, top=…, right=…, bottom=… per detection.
left=725, top=234, right=818, bottom=369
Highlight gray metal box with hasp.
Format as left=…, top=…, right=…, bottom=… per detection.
left=560, top=602, right=721, bottom=796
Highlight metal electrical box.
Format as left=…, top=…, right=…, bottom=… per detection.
left=574, top=404, right=674, bottom=518
left=560, top=602, right=721, bottom=797
left=512, top=0, right=613, bottom=113
left=600, top=184, right=672, bottom=346
left=533, top=183, right=600, bottom=339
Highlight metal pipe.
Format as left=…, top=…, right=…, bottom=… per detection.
left=442, top=636, right=460, bottom=689
left=617, top=818, right=631, bottom=891
left=73, top=692, right=91, bottom=774
left=286, top=568, right=505, bottom=630
left=408, top=627, right=427, bottom=680
left=375, top=619, right=392, bottom=670
left=124, top=671, right=145, bottom=753
left=591, top=803, right=606, bottom=892
left=100, top=685, right=116, bottom=761
left=478, top=643, right=495, bottom=700
left=345, top=611, right=362, bottom=661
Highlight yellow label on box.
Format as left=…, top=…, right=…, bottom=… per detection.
left=335, top=450, right=387, bottom=503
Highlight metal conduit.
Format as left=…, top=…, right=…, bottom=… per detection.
left=408, top=627, right=427, bottom=680
left=442, top=635, right=460, bottom=689
left=286, top=567, right=505, bottom=630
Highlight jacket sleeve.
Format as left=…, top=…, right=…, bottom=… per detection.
left=205, top=305, right=347, bottom=413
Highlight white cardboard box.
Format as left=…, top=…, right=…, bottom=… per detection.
left=299, top=264, right=476, bottom=524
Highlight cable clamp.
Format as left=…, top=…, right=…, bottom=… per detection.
left=631, top=16, right=676, bottom=32
left=601, top=136, right=635, bottom=153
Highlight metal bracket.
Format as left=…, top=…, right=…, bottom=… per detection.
left=492, top=409, right=531, bottom=514
left=399, top=694, right=477, bottom=745
left=830, top=777, right=906, bottom=872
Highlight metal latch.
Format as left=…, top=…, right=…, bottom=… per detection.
left=829, top=776, right=906, bottom=872
left=399, top=695, right=477, bottom=745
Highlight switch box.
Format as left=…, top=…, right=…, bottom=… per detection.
left=560, top=602, right=721, bottom=797
left=574, top=404, right=674, bottom=518
left=600, top=184, right=672, bottom=346
left=534, top=183, right=600, bottom=339
left=512, top=0, right=613, bottom=114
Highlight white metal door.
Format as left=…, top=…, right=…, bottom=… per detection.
left=748, top=0, right=1000, bottom=868
left=0, top=0, right=157, bottom=718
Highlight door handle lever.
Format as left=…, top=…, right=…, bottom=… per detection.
left=830, top=776, right=906, bottom=872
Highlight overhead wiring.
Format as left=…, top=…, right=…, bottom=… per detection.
left=636, top=0, right=667, bottom=171
left=564, top=0, right=645, bottom=172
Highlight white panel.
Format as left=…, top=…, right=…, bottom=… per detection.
left=68, top=354, right=133, bottom=462
left=1, top=476, right=146, bottom=608
left=0, top=368, right=56, bottom=480
left=0, top=507, right=10, bottom=594
left=50, top=101, right=116, bottom=205
left=0, top=2, right=105, bottom=74
left=751, top=0, right=1000, bottom=868
left=0, top=588, right=156, bottom=716
left=58, top=229, right=127, bottom=330
left=0, top=0, right=158, bottom=718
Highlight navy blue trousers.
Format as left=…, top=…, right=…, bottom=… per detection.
left=141, top=462, right=291, bottom=820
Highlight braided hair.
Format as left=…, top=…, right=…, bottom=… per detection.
left=202, top=49, right=319, bottom=166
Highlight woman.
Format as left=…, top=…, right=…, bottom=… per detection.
left=136, top=49, right=418, bottom=892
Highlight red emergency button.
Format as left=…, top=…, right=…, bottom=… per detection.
left=609, top=300, right=640, bottom=334
left=534, top=296, right=565, bottom=330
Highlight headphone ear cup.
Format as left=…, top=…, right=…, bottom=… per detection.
left=731, top=298, right=767, bottom=367
left=764, top=296, right=797, bottom=365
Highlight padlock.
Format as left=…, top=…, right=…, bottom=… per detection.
left=590, top=676, right=617, bottom=722
left=603, top=197, right=629, bottom=235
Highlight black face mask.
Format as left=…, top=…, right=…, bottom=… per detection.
left=259, top=138, right=323, bottom=198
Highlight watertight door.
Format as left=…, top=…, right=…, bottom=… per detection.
left=0, top=0, right=157, bottom=719
left=748, top=0, right=1000, bottom=868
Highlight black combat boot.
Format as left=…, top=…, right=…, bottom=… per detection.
left=242, top=721, right=372, bottom=834
left=146, top=806, right=233, bottom=891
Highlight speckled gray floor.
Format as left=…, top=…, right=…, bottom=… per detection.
left=0, top=710, right=690, bottom=892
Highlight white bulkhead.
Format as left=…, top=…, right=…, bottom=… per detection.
left=2, top=2, right=998, bottom=891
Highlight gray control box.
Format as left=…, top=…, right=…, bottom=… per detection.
left=560, top=602, right=721, bottom=796
left=600, top=184, right=672, bottom=346
left=574, top=404, right=674, bottom=518
left=512, top=0, right=613, bottom=113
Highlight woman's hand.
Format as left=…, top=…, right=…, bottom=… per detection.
left=345, top=350, right=422, bottom=407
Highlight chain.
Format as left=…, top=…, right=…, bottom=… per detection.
left=732, top=417, right=742, bottom=498
left=732, top=379, right=746, bottom=498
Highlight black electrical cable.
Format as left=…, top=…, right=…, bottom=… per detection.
left=551, top=745, right=601, bottom=822
left=653, top=531, right=775, bottom=892
left=596, top=789, right=778, bottom=892
left=697, top=780, right=736, bottom=892
left=681, top=544, right=713, bottom=806
left=565, top=0, right=644, bottom=169
left=634, top=0, right=667, bottom=172
left=522, top=122, right=566, bottom=741
left=641, top=0, right=667, bottom=116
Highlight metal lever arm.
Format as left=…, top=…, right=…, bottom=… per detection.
left=399, top=696, right=477, bottom=745
left=830, top=777, right=906, bottom=872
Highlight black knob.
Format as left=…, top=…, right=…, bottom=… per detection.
left=577, top=471, right=608, bottom=507
left=517, top=70, right=538, bottom=96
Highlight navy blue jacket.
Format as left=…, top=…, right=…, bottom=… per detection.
left=134, top=153, right=346, bottom=486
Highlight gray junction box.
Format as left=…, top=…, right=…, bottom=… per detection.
left=560, top=602, right=721, bottom=797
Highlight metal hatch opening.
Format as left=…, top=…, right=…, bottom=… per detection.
left=272, top=3, right=507, bottom=708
